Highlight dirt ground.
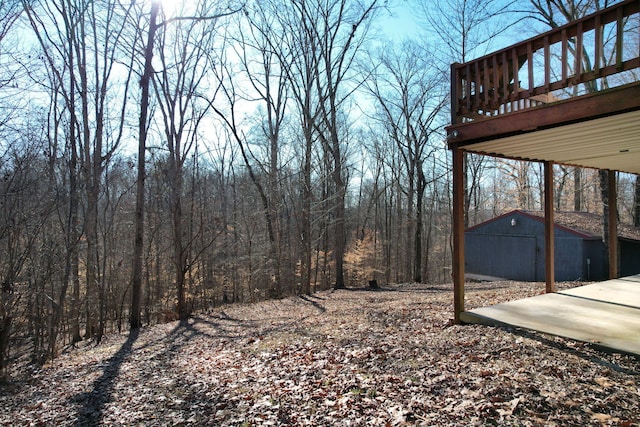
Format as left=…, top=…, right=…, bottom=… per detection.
left=1, top=281, right=638, bottom=426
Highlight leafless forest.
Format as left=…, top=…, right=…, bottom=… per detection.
left=0, top=0, right=639, bottom=382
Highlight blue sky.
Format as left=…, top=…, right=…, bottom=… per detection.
left=378, top=1, right=421, bottom=41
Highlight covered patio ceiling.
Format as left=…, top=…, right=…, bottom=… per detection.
left=462, top=108, right=640, bottom=175
left=448, top=81, right=640, bottom=174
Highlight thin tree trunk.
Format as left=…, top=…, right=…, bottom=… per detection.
left=600, top=170, right=609, bottom=247
left=0, top=314, right=11, bottom=381
left=406, top=172, right=414, bottom=283
left=574, top=167, right=582, bottom=211
left=130, top=1, right=159, bottom=331
left=414, top=163, right=425, bottom=283
left=172, top=165, right=189, bottom=320
left=334, top=177, right=347, bottom=289
left=302, top=125, right=313, bottom=294
left=67, top=53, right=82, bottom=345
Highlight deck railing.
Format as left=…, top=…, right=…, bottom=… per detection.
left=451, top=0, right=640, bottom=125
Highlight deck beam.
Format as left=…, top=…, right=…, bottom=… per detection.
left=452, top=147, right=466, bottom=324
left=544, top=161, right=556, bottom=293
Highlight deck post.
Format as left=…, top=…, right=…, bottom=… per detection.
left=608, top=170, right=618, bottom=279
left=452, top=146, right=466, bottom=323
left=544, top=161, right=556, bottom=293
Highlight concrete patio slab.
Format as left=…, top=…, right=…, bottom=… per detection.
left=461, top=275, right=640, bottom=355
left=558, top=275, right=640, bottom=308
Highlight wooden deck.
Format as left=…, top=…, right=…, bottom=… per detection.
left=447, top=1, right=640, bottom=324
left=461, top=275, right=640, bottom=356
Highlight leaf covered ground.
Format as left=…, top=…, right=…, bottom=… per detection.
left=1, top=281, right=639, bottom=426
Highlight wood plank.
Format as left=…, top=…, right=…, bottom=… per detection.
left=594, top=14, right=602, bottom=77
left=451, top=63, right=460, bottom=125
left=561, top=28, right=568, bottom=82
left=447, top=82, right=640, bottom=147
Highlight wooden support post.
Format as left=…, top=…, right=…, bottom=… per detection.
left=544, top=161, right=556, bottom=293
left=452, top=146, right=466, bottom=323
left=608, top=170, right=618, bottom=279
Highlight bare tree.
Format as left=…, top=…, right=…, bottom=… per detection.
left=419, top=0, right=522, bottom=64
left=0, top=0, right=22, bottom=378
left=0, top=130, right=54, bottom=375
left=128, top=0, right=158, bottom=330
left=228, top=2, right=291, bottom=297
left=0, top=0, right=20, bottom=95
left=364, top=40, right=446, bottom=283
left=129, top=0, right=239, bottom=328
left=419, top=0, right=522, bottom=228
left=130, top=0, right=159, bottom=330
left=152, top=1, right=222, bottom=319
left=23, top=0, right=137, bottom=342
left=265, top=0, right=320, bottom=295
left=304, top=0, right=380, bottom=289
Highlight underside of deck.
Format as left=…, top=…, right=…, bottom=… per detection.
left=448, top=0, right=640, bottom=325
left=461, top=275, right=640, bottom=356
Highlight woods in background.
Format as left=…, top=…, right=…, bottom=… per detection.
left=0, top=0, right=638, bottom=377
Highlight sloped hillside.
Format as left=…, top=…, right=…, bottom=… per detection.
left=1, top=282, right=638, bottom=426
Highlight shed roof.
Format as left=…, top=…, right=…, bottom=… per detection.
left=468, top=209, right=640, bottom=241
left=524, top=210, right=640, bottom=241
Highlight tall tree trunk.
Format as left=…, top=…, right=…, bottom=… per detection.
left=130, top=1, right=159, bottom=331
left=82, top=110, right=101, bottom=342
left=67, top=51, right=82, bottom=345
left=268, top=131, right=282, bottom=298
left=634, top=175, right=640, bottom=227
left=50, top=139, right=80, bottom=356
left=172, top=162, right=189, bottom=320
left=301, top=124, right=313, bottom=295
left=74, top=8, right=99, bottom=340
left=0, top=314, right=10, bottom=382
left=414, top=163, right=426, bottom=283
left=406, top=169, right=415, bottom=283
left=328, top=117, right=347, bottom=290
left=70, top=235, right=81, bottom=343
left=333, top=168, right=347, bottom=289
left=600, top=170, right=609, bottom=247
left=574, top=167, right=582, bottom=211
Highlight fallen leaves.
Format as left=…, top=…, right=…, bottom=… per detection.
left=0, top=281, right=639, bottom=426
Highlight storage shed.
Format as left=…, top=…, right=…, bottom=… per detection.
left=465, top=210, right=640, bottom=282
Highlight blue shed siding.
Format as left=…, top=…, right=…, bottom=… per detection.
left=465, top=233, right=536, bottom=281
left=466, top=210, right=640, bottom=281
left=554, top=237, right=584, bottom=281
left=583, top=240, right=608, bottom=281
left=620, top=239, right=640, bottom=277
left=466, top=211, right=607, bottom=281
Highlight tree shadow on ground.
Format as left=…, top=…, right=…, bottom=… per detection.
left=505, top=326, right=640, bottom=373
left=68, top=320, right=214, bottom=425
left=298, top=295, right=327, bottom=313
left=163, top=317, right=237, bottom=353
left=338, top=285, right=450, bottom=293
left=71, top=328, right=139, bottom=426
